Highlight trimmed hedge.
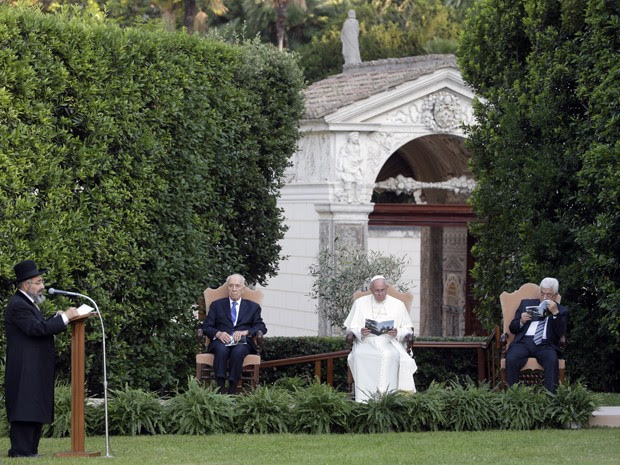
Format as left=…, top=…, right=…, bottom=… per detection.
left=0, top=6, right=304, bottom=394
left=259, top=336, right=485, bottom=392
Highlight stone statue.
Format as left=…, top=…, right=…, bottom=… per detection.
left=337, top=132, right=364, bottom=203
left=341, top=10, right=361, bottom=66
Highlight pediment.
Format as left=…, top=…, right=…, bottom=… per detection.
left=323, top=68, right=475, bottom=129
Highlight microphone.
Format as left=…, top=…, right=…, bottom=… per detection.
left=48, top=287, right=82, bottom=297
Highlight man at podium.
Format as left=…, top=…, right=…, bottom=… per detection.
left=4, top=260, right=79, bottom=458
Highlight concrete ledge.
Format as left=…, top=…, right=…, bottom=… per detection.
left=589, top=406, right=620, bottom=427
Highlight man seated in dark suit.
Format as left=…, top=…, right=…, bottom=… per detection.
left=202, top=274, right=267, bottom=394
left=506, top=277, right=569, bottom=393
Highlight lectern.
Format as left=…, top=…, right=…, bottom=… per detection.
left=54, top=314, right=100, bottom=457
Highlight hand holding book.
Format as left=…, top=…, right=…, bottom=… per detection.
left=364, top=319, right=394, bottom=336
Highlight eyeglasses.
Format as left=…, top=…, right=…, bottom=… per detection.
left=27, top=279, right=45, bottom=286
left=540, top=291, right=556, bottom=298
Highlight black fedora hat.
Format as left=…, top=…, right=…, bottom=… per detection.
left=13, top=260, right=48, bottom=284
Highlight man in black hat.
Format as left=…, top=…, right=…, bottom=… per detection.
left=4, top=260, right=79, bottom=458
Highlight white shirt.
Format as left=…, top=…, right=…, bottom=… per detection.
left=19, top=289, right=69, bottom=324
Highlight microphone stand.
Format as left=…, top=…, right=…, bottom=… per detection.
left=60, top=292, right=113, bottom=458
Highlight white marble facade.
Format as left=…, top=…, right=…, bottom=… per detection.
left=259, top=56, right=475, bottom=337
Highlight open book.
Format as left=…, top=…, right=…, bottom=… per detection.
left=76, top=304, right=94, bottom=317
left=525, top=301, right=550, bottom=321
left=364, top=319, right=394, bottom=336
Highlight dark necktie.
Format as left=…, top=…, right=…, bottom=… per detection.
left=231, top=301, right=237, bottom=324
left=533, top=318, right=546, bottom=345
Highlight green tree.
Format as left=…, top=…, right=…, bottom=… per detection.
left=309, top=245, right=410, bottom=329
left=458, top=0, right=619, bottom=390
left=296, top=0, right=461, bottom=82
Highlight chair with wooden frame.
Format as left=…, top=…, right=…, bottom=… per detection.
left=196, top=283, right=264, bottom=392
left=499, top=283, right=566, bottom=388
left=345, top=285, right=415, bottom=395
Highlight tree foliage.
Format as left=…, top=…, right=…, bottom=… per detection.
left=0, top=4, right=304, bottom=393
left=296, top=0, right=462, bottom=82
left=309, top=244, right=410, bottom=329
left=459, top=0, right=619, bottom=390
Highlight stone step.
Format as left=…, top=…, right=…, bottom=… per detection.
left=589, top=406, right=620, bottom=428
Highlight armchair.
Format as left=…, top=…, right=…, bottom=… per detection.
left=345, top=286, right=415, bottom=394
left=196, top=284, right=263, bottom=392
left=499, top=283, right=566, bottom=388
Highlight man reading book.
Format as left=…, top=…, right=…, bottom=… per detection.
left=506, top=277, right=569, bottom=393
left=344, top=276, right=417, bottom=402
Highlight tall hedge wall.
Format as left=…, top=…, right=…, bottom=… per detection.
left=0, top=5, right=304, bottom=393
left=458, top=0, right=619, bottom=390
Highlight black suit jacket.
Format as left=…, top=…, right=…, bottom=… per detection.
left=509, top=298, right=568, bottom=352
left=202, top=297, right=267, bottom=353
left=4, top=291, right=67, bottom=423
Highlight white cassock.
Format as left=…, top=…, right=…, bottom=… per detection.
left=344, top=294, right=417, bottom=402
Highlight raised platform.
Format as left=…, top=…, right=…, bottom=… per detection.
left=589, top=406, right=620, bottom=427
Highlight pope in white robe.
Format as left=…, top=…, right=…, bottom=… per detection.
left=344, top=276, right=417, bottom=402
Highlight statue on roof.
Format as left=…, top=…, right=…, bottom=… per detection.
left=341, top=10, right=362, bottom=66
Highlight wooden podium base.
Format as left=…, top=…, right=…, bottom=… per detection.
left=54, top=451, right=101, bottom=458
left=55, top=314, right=101, bottom=459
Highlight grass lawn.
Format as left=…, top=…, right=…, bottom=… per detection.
left=1, top=430, right=618, bottom=465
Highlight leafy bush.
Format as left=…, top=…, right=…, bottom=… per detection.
left=0, top=404, right=9, bottom=438
left=233, top=385, right=293, bottom=434
left=41, top=382, right=72, bottom=438
left=290, top=381, right=351, bottom=434
left=349, top=391, right=410, bottom=433
left=106, top=385, right=166, bottom=436
left=497, top=384, right=548, bottom=430
left=166, top=378, right=235, bottom=435
left=35, top=379, right=600, bottom=436
left=441, top=380, right=499, bottom=431
left=546, top=381, right=599, bottom=429
left=405, top=382, right=446, bottom=431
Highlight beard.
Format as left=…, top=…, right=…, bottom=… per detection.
left=26, top=290, right=46, bottom=305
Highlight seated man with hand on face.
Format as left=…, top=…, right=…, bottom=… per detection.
left=506, top=277, right=569, bottom=393
left=344, top=275, right=417, bottom=402
left=202, top=274, right=267, bottom=394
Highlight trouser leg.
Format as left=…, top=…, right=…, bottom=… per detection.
left=506, top=340, right=530, bottom=386
left=227, top=344, right=251, bottom=393
left=536, top=344, right=560, bottom=393
left=210, top=340, right=231, bottom=379
left=9, top=421, right=42, bottom=457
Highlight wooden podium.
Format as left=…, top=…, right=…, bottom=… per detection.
left=54, top=314, right=101, bottom=458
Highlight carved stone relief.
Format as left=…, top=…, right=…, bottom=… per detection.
left=288, top=133, right=331, bottom=183
left=380, top=102, right=422, bottom=124
left=334, top=223, right=364, bottom=250
left=441, top=228, right=467, bottom=336
left=374, top=174, right=476, bottom=203
left=335, top=131, right=365, bottom=203
left=422, top=91, right=462, bottom=132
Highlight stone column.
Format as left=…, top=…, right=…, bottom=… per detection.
left=314, top=202, right=375, bottom=335
left=419, top=226, right=444, bottom=336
